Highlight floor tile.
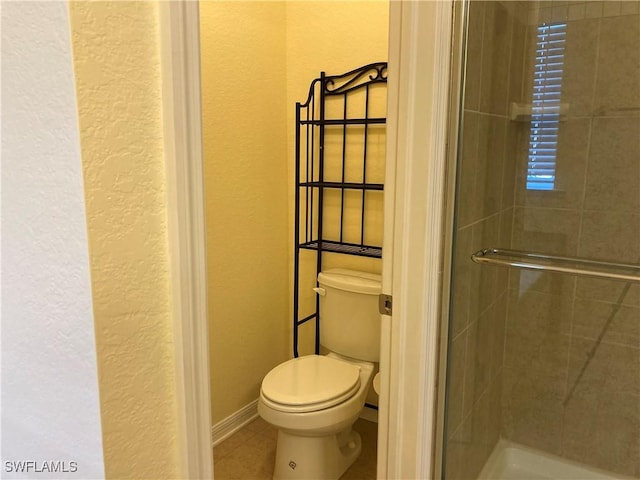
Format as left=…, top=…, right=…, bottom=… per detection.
left=213, top=417, right=377, bottom=479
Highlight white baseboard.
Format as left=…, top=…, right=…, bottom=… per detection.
left=211, top=399, right=377, bottom=447
left=360, top=405, right=379, bottom=423
left=211, top=399, right=259, bottom=447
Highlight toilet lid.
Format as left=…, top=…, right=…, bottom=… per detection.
left=261, top=355, right=361, bottom=412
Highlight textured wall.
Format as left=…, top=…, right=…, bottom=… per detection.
left=1, top=3, right=104, bottom=478
left=199, top=1, right=291, bottom=425
left=69, top=2, right=179, bottom=478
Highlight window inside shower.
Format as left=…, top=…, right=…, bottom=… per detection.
left=526, top=22, right=566, bottom=191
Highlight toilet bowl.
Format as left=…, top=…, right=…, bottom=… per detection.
left=258, top=353, right=375, bottom=480
left=258, top=268, right=382, bottom=480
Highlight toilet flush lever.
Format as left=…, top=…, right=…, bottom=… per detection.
left=379, top=294, right=393, bottom=315
left=313, top=287, right=326, bottom=296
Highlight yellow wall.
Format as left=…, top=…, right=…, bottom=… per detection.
left=200, top=0, right=389, bottom=424
left=200, top=2, right=291, bottom=424
left=69, top=2, right=179, bottom=478
left=285, top=2, right=390, bottom=356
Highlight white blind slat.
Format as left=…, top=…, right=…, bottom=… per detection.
left=527, top=22, right=567, bottom=191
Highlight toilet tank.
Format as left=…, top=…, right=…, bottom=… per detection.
left=317, top=269, right=382, bottom=362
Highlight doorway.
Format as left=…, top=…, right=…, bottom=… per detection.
left=162, top=1, right=457, bottom=478
left=198, top=2, right=388, bottom=478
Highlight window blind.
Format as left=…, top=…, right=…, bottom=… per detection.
left=527, top=22, right=567, bottom=191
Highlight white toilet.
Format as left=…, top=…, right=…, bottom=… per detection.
left=258, top=268, right=382, bottom=480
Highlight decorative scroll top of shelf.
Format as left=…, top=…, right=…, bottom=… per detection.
left=324, top=62, right=388, bottom=95
left=299, top=62, right=388, bottom=108
left=300, top=240, right=382, bottom=259
left=471, top=248, right=640, bottom=283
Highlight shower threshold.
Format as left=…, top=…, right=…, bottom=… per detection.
left=477, top=439, right=636, bottom=480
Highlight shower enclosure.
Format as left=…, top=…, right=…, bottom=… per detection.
left=442, top=1, right=640, bottom=479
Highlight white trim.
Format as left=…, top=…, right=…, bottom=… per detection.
left=360, top=405, right=379, bottom=424
left=377, top=1, right=402, bottom=477
left=211, top=400, right=377, bottom=448
left=383, top=1, right=454, bottom=479
left=159, top=2, right=213, bottom=479
left=211, top=400, right=259, bottom=447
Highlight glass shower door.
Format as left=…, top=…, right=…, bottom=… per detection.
left=442, top=1, right=640, bottom=479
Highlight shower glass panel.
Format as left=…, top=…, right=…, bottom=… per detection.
left=442, top=1, right=640, bottom=479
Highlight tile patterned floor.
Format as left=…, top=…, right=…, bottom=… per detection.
left=213, top=417, right=378, bottom=479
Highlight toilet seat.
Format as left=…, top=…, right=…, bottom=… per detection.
left=261, top=355, right=361, bottom=413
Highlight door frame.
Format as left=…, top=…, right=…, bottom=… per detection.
left=159, top=2, right=213, bottom=479
left=160, top=1, right=455, bottom=478
left=380, top=1, right=454, bottom=478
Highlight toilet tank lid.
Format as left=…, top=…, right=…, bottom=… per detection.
left=317, top=269, right=381, bottom=295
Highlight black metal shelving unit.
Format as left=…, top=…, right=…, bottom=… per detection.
left=293, top=62, right=388, bottom=357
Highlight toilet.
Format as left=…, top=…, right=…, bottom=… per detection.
left=258, top=268, right=382, bottom=480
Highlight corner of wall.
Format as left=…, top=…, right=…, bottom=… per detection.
left=69, top=1, right=180, bottom=478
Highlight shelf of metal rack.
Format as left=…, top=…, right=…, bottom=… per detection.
left=299, top=240, right=382, bottom=259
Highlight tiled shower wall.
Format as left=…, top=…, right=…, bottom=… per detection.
left=446, top=1, right=640, bottom=479
left=502, top=1, right=640, bottom=477
left=444, top=3, right=528, bottom=479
